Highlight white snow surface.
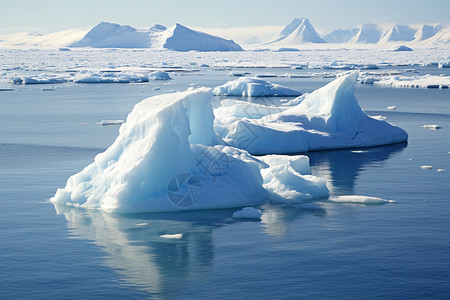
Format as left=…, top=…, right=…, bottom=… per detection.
left=50, top=88, right=329, bottom=212
left=215, top=72, right=408, bottom=154
left=212, top=77, right=302, bottom=97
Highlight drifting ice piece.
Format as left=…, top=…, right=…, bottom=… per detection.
left=213, top=77, right=302, bottom=97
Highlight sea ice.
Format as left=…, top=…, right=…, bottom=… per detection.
left=160, top=234, right=183, bottom=239
left=422, top=124, right=441, bottom=130
left=421, top=165, right=433, bottom=170
left=215, top=72, right=408, bottom=154
left=232, top=207, right=262, bottom=219
left=148, top=70, right=171, bottom=80
left=328, top=195, right=395, bottom=204
left=98, top=120, right=124, bottom=126
left=360, top=74, right=450, bottom=89
left=212, top=77, right=302, bottom=97
left=74, top=72, right=149, bottom=83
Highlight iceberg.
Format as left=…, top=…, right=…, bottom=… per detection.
left=148, top=70, right=171, bottom=80
left=212, top=77, right=302, bottom=97
left=51, top=88, right=328, bottom=213
left=214, top=72, right=408, bottom=154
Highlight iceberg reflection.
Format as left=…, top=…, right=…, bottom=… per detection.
left=308, top=142, right=407, bottom=194
left=53, top=204, right=230, bottom=296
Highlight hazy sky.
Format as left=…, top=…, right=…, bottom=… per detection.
left=1, top=0, right=449, bottom=36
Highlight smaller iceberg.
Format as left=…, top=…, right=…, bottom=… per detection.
left=215, top=72, right=408, bottom=154
left=149, top=70, right=172, bottom=80
left=213, top=77, right=302, bottom=97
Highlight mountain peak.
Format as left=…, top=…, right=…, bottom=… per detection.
left=266, top=17, right=325, bottom=45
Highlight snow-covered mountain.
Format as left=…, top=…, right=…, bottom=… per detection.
left=348, top=24, right=383, bottom=44
left=0, top=22, right=243, bottom=51
left=323, top=28, right=358, bottom=43
left=379, top=25, right=416, bottom=43
left=414, top=24, right=441, bottom=41
left=264, top=17, right=325, bottom=46
left=162, top=24, right=243, bottom=51
left=70, top=22, right=153, bottom=48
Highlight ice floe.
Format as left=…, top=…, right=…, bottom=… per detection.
left=328, top=195, right=395, bottom=204
left=212, top=77, right=302, bottom=97
left=360, top=74, right=450, bottom=89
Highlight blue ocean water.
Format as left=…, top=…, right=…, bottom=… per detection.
left=1, top=67, right=449, bottom=299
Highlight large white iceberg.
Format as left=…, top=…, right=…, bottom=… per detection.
left=213, top=77, right=302, bottom=97
left=214, top=72, right=408, bottom=154
left=51, top=88, right=328, bottom=213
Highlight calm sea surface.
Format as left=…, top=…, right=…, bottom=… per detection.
left=1, top=66, right=449, bottom=299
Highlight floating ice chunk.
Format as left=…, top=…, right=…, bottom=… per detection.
left=153, top=87, right=160, bottom=90
left=438, top=61, right=450, bottom=68
left=422, top=124, right=441, bottom=130
left=228, top=71, right=247, bottom=77
left=421, top=165, right=433, bottom=170
left=232, top=207, right=262, bottom=219
left=437, top=169, right=446, bottom=172
left=148, top=70, right=171, bottom=80
left=215, top=72, right=408, bottom=154
left=74, top=72, right=149, bottom=83
left=387, top=106, right=397, bottom=110
left=136, top=222, right=148, bottom=227
left=256, top=74, right=278, bottom=78
left=160, top=234, right=183, bottom=239
left=329, top=195, right=395, bottom=204
left=259, top=155, right=329, bottom=202
left=98, top=120, right=124, bottom=126
left=8, top=73, right=67, bottom=85
left=213, top=77, right=301, bottom=97
left=371, top=74, right=450, bottom=89
left=41, top=87, right=56, bottom=91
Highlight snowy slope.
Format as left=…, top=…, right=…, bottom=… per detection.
left=0, top=29, right=89, bottom=48
left=265, top=17, right=325, bottom=46
left=162, top=24, right=243, bottom=52
left=323, top=28, right=358, bottom=43
left=379, top=25, right=416, bottom=43
left=424, top=25, right=450, bottom=43
left=414, top=24, right=442, bottom=41
left=349, top=24, right=383, bottom=43
left=70, top=22, right=153, bottom=48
